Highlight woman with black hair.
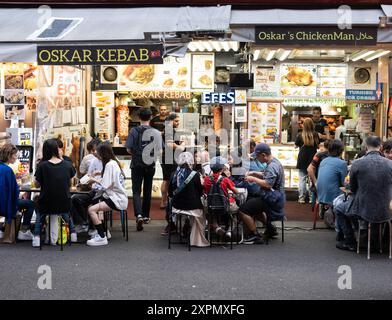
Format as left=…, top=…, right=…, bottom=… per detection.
left=87, top=143, right=128, bottom=246
left=32, top=138, right=77, bottom=247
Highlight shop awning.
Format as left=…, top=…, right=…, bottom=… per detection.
left=230, top=8, right=385, bottom=42
left=0, top=6, right=230, bottom=42
left=0, top=43, right=37, bottom=62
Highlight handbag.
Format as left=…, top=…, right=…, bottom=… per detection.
left=57, top=216, right=69, bottom=245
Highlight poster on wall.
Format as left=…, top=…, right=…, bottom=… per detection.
left=235, top=106, right=247, bottom=122
left=191, top=53, right=215, bottom=90
left=248, top=102, right=281, bottom=143
left=118, top=54, right=192, bottom=91
left=280, top=64, right=317, bottom=97
left=317, top=65, right=347, bottom=98
left=249, top=65, right=279, bottom=98
left=4, top=105, right=25, bottom=120
left=92, top=91, right=115, bottom=108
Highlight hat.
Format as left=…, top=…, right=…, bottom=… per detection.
left=210, top=156, right=228, bottom=171
left=139, top=107, right=152, bottom=117
left=252, top=143, right=271, bottom=158
left=177, top=152, right=194, bottom=166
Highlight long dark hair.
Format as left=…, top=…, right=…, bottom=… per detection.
left=42, top=138, right=60, bottom=161
left=96, top=143, right=124, bottom=177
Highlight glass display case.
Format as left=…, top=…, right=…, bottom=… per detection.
left=270, top=144, right=299, bottom=190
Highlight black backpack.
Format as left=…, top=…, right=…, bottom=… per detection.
left=207, top=175, right=230, bottom=217
left=132, top=126, right=155, bottom=168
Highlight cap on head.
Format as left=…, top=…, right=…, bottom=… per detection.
left=252, top=143, right=271, bottom=158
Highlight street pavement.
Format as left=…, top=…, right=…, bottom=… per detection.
left=0, top=222, right=391, bottom=300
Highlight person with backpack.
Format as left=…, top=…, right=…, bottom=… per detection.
left=168, top=152, right=209, bottom=247
left=125, top=108, right=162, bottom=231
left=203, top=156, right=239, bottom=240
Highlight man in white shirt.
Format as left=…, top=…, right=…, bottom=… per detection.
left=79, top=138, right=100, bottom=176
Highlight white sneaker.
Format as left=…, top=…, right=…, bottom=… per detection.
left=106, top=230, right=111, bottom=240
left=18, top=230, right=34, bottom=241
left=0, top=230, right=4, bottom=239
left=70, top=233, right=78, bottom=243
left=88, top=229, right=97, bottom=237
left=86, top=234, right=108, bottom=246
left=32, top=236, right=40, bottom=248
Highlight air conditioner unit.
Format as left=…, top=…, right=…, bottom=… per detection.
left=100, top=66, right=118, bottom=84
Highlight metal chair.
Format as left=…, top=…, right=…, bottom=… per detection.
left=356, top=220, right=392, bottom=260
left=103, top=210, right=128, bottom=241
left=168, top=213, right=191, bottom=251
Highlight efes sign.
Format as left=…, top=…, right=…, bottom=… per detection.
left=37, top=44, right=164, bottom=65
left=255, top=27, right=377, bottom=46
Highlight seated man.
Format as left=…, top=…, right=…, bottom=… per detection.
left=239, top=143, right=285, bottom=244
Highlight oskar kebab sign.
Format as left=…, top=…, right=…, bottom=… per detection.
left=37, top=44, right=164, bottom=65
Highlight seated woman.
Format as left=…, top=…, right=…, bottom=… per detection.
left=87, top=143, right=128, bottom=246
left=168, top=152, right=209, bottom=247
left=32, top=139, right=77, bottom=247
left=0, top=144, right=19, bottom=243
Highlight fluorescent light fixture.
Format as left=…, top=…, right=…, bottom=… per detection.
left=266, top=50, right=276, bottom=61
left=365, top=50, right=391, bottom=61
left=187, top=42, right=196, bottom=52
left=351, top=50, right=375, bottom=61
left=277, top=50, right=291, bottom=61
left=253, top=49, right=261, bottom=61
left=194, top=42, right=205, bottom=51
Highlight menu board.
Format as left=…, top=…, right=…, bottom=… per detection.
left=118, top=54, right=192, bottom=91
left=270, top=145, right=298, bottom=167
left=92, top=91, right=115, bottom=108
left=317, top=65, right=347, bottom=98
left=280, top=64, right=317, bottom=97
left=249, top=65, right=279, bottom=98
left=191, top=53, right=215, bottom=90
left=248, top=102, right=281, bottom=143
left=3, top=63, right=26, bottom=120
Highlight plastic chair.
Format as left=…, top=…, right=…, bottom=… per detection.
left=357, top=220, right=392, bottom=260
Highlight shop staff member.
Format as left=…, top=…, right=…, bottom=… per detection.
left=150, top=104, right=168, bottom=133
left=312, top=107, right=330, bottom=141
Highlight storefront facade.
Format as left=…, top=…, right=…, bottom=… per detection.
left=0, top=2, right=391, bottom=194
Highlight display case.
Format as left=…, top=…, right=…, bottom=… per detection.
left=270, top=144, right=299, bottom=190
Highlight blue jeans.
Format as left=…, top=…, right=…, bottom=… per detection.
left=33, top=212, right=75, bottom=236
left=335, top=211, right=357, bottom=242
left=298, top=169, right=309, bottom=200
left=18, top=199, right=35, bottom=227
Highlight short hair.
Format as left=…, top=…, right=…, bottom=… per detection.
left=382, top=140, right=392, bottom=153
left=323, top=139, right=330, bottom=149
left=139, top=108, right=152, bottom=121
left=365, top=136, right=381, bottom=149
left=312, top=107, right=322, bottom=113
left=0, top=143, right=18, bottom=163
left=87, top=138, right=101, bottom=152
left=43, top=138, right=61, bottom=161
left=159, top=104, right=167, bottom=109
left=166, top=113, right=179, bottom=122
left=328, top=139, right=344, bottom=157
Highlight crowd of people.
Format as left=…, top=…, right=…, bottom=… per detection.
left=1, top=106, right=392, bottom=253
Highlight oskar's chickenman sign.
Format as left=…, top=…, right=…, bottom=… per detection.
left=37, top=44, right=164, bottom=65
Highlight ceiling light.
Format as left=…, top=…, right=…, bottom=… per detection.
left=187, top=42, right=197, bottom=52
left=230, top=41, right=239, bottom=51
left=277, top=50, right=292, bottom=61
left=379, top=16, right=388, bottom=28
left=266, top=50, right=276, bottom=61
left=194, top=42, right=205, bottom=51
left=253, top=49, right=261, bottom=61
left=365, top=50, right=391, bottom=61
left=351, top=50, right=376, bottom=61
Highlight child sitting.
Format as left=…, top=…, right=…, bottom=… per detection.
left=203, top=156, right=239, bottom=240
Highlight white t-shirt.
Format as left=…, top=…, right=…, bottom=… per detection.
left=79, top=154, right=95, bottom=175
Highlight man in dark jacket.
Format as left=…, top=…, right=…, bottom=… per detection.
left=349, top=136, right=392, bottom=238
